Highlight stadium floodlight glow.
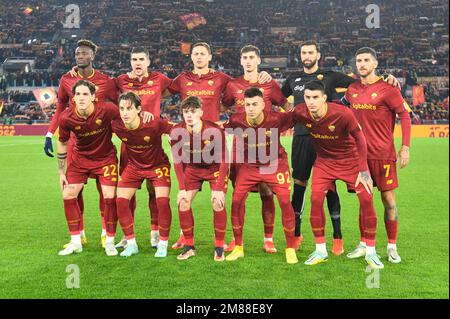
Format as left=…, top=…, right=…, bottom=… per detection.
left=71, top=35, right=77, bottom=38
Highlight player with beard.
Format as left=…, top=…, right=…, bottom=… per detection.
left=282, top=40, right=400, bottom=255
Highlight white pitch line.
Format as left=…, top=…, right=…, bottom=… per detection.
left=0, top=142, right=43, bottom=147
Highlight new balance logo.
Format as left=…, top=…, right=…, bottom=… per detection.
left=295, top=78, right=302, bottom=82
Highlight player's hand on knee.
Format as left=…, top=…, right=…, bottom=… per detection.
left=397, top=145, right=410, bottom=169
left=211, top=191, right=225, bottom=210
left=59, top=174, right=69, bottom=191
left=44, top=136, right=54, bottom=157
left=356, top=171, right=373, bottom=194
left=140, top=111, right=154, bottom=123
left=258, top=71, right=272, bottom=84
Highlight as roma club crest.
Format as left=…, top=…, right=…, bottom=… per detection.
left=95, top=119, right=102, bottom=126
left=208, top=80, right=214, bottom=86
left=352, top=93, right=358, bottom=98
left=144, top=136, right=150, bottom=143
left=317, top=74, right=324, bottom=81
left=306, top=123, right=312, bottom=128
left=371, top=92, right=378, bottom=99
left=75, top=126, right=81, bottom=130
left=122, top=138, right=128, bottom=142
left=147, top=80, right=154, bottom=86
left=186, top=82, right=193, bottom=86
left=328, top=125, right=336, bottom=132
left=128, top=83, right=134, bottom=87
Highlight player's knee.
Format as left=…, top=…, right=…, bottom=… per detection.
left=212, top=201, right=222, bottom=211
left=294, top=179, right=308, bottom=187
left=179, top=201, right=191, bottom=212
left=62, top=187, right=79, bottom=200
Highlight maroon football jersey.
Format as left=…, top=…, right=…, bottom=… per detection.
left=170, top=120, right=226, bottom=168
left=111, top=118, right=172, bottom=171
left=222, top=76, right=287, bottom=113
left=59, top=101, right=119, bottom=167
left=345, top=78, right=410, bottom=161
left=224, top=111, right=294, bottom=166
left=168, top=69, right=232, bottom=122
left=293, top=102, right=362, bottom=162
left=115, top=72, right=172, bottom=117
left=50, top=69, right=119, bottom=133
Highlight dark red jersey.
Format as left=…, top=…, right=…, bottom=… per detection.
left=222, top=76, right=287, bottom=113
left=50, top=69, right=119, bottom=133
left=111, top=118, right=172, bottom=171
left=168, top=69, right=232, bottom=122
left=59, top=101, right=119, bottom=167
left=345, top=78, right=411, bottom=160
left=115, top=72, right=172, bottom=117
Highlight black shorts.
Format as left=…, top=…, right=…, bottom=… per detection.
left=291, top=135, right=317, bottom=181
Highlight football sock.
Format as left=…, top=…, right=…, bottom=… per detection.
left=261, top=194, right=275, bottom=239
left=64, top=198, right=81, bottom=235
left=326, top=190, right=342, bottom=239
left=156, top=197, right=172, bottom=241
left=292, top=184, right=306, bottom=236
left=116, top=198, right=135, bottom=239
left=213, top=208, right=227, bottom=247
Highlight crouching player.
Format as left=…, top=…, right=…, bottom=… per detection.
left=112, top=92, right=173, bottom=258
left=223, top=87, right=298, bottom=264
left=57, top=80, right=119, bottom=256
left=293, top=81, right=384, bottom=269
left=170, top=96, right=229, bottom=261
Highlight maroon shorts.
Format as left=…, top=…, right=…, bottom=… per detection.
left=66, top=156, right=118, bottom=187
left=233, top=160, right=292, bottom=196
left=368, top=159, right=398, bottom=191
left=184, top=165, right=229, bottom=192
left=311, top=159, right=366, bottom=193
left=118, top=163, right=171, bottom=189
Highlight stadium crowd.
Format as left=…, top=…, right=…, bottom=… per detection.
left=0, top=0, right=448, bottom=123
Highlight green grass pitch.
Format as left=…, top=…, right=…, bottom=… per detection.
left=0, top=136, right=448, bottom=299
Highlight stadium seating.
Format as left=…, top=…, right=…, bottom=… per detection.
left=0, top=0, right=448, bottom=123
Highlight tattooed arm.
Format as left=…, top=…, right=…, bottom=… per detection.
left=57, top=141, right=69, bottom=190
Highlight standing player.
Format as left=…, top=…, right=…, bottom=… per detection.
left=56, top=80, right=119, bottom=257
left=112, top=92, right=173, bottom=258
left=222, top=45, right=292, bottom=254
left=167, top=42, right=272, bottom=250
left=44, top=39, right=119, bottom=248
left=170, top=96, right=229, bottom=261
left=282, top=40, right=400, bottom=255
left=223, top=87, right=298, bottom=264
left=114, top=47, right=173, bottom=249
left=293, top=81, right=383, bottom=269
left=344, top=47, right=411, bottom=263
